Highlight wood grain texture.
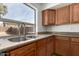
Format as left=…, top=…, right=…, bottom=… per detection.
left=55, top=36, right=70, bottom=56
left=71, top=4, right=79, bottom=23
left=46, top=36, right=54, bottom=56
left=36, top=38, right=47, bottom=56
left=71, top=38, right=79, bottom=56
left=9, top=43, right=36, bottom=56
left=55, top=5, right=70, bottom=25
left=42, top=9, right=56, bottom=26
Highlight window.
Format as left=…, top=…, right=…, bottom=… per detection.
left=0, top=3, right=36, bottom=36
left=3, top=3, right=35, bottom=24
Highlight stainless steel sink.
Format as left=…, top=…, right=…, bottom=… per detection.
left=8, top=37, right=28, bottom=42
left=8, top=35, right=37, bottom=42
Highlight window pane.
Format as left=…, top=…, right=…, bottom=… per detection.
left=0, top=3, right=36, bottom=37
left=3, top=3, right=35, bottom=24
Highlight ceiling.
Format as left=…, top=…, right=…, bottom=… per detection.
left=31, top=3, right=72, bottom=10
left=36, top=3, right=72, bottom=10
left=49, top=3, right=72, bottom=9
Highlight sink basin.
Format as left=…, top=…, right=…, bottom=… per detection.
left=8, top=35, right=37, bottom=42
left=8, top=37, right=28, bottom=42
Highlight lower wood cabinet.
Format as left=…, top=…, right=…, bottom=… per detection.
left=71, top=38, right=79, bottom=56
left=36, top=36, right=54, bottom=56
left=55, top=36, right=70, bottom=56
left=46, top=36, right=54, bottom=56
left=6, top=35, right=79, bottom=56
left=6, top=36, right=54, bottom=56
left=8, top=42, right=36, bottom=56
left=36, top=46, right=46, bottom=56
left=36, top=38, right=47, bottom=56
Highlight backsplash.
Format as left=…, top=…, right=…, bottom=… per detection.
left=46, top=24, right=79, bottom=32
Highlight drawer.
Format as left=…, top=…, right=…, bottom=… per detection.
left=55, top=36, right=69, bottom=40
left=71, top=38, right=79, bottom=43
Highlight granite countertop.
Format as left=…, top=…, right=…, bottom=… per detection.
left=52, top=32, right=79, bottom=37
left=0, top=32, right=79, bottom=52
left=0, top=34, right=53, bottom=52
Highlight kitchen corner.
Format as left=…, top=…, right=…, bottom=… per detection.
left=1, top=3, right=79, bottom=56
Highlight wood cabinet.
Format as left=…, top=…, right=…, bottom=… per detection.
left=42, top=3, right=79, bottom=25
left=71, top=37, right=79, bottom=56
left=6, top=35, right=79, bottom=56
left=55, top=36, right=70, bottom=56
left=42, top=9, right=56, bottom=26
left=70, top=4, right=79, bottom=23
left=56, top=5, right=70, bottom=25
left=8, top=42, right=36, bottom=56
left=36, top=38, right=47, bottom=56
left=6, top=35, right=54, bottom=56
left=46, top=36, right=54, bottom=56
left=36, top=36, right=54, bottom=56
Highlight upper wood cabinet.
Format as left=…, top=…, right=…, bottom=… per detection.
left=42, top=4, right=79, bottom=25
left=42, top=9, right=56, bottom=26
left=55, top=36, right=70, bottom=56
left=56, top=5, right=70, bottom=25
left=70, top=4, right=79, bottom=23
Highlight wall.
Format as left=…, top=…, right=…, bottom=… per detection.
left=41, top=3, right=60, bottom=10
left=31, top=3, right=47, bottom=32
left=31, top=3, right=79, bottom=33
left=46, top=24, right=79, bottom=32
left=42, top=3, right=79, bottom=32
left=31, top=3, right=62, bottom=32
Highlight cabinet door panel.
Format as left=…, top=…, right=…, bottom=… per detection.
left=71, top=38, right=79, bottom=56
left=47, top=42, right=54, bottom=56
left=42, top=10, right=49, bottom=25
left=37, top=39, right=47, bottom=48
left=71, top=44, right=79, bottom=56
left=72, top=4, right=79, bottom=23
left=56, top=5, right=70, bottom=25
left=36, top=47, right=46, bottom=56
left=9, top=43, right=36, bottom=56
left=49, top=10, right=55, bottom=25
left=55, top=36, right=70, bottom=56
left=36, top=39, right=47, bottom=56
left=47, top=36, right=54, bottom=56
left=42, top=9, right=55, bottom=26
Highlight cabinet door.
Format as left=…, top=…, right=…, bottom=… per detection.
left=55, top=36, right=70, bottom=56
left=48, top=10, right=55, bottom=25
left=42, top=9, right=55, bottom=26
left=36, top=47, right=46, bottom=56
left=42, top=10, right=49, bottom=25
left=25, top=51, right=36, bottom=56
left=56, top=5, right=70, bottom=25
left=36, top=39, right=47, bottom=56
left=71, top=44, right=79, bottom=56
left=47, top=36, right=54, bottom=56
left=71, top=38, right=79, bottom=56
left=9, top=43, right=36, bottom=56
left=71, top=4, right=79, bottom=23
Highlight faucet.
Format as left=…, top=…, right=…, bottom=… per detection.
left=18, top=23, right=26, bottom=39
left=18, top=24, right=21, bottom=36
left=23, top=23, right=26, bottom=38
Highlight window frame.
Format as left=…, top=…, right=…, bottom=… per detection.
left=24, top=3, right=37, bottom=34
